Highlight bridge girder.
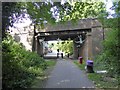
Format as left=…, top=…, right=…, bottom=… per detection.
left=36, top=28, right=91, bottom=41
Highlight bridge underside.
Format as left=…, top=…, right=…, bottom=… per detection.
left=37, top=28, right=91, bottom=41
left=34, top=28, right=91, bottom=59
left=32, top=18, right=103, bottom=60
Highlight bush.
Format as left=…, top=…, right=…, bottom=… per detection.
left=95, top=22, right=120, bottom=86
left=2, top=35, right=47, bottom=88
left=97, top=28, right=119, bottom=76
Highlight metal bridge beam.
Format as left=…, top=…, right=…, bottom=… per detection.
left=37, top=28, right=91, bottom=41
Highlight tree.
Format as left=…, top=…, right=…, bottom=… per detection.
left=2, top=2, right=32, bottom=39
left=23, top=2, right=55, bottom=28
left=96, top=1, right=120, bottom=86
left=55, top=1, right=106, bottom=22
left=2, top=2, right=18, bottom=39
left=15, top=2, right=106, bottom=27
left=2, top=1, right=106, bottom=37
left=55, top=40, right=73, bottom=55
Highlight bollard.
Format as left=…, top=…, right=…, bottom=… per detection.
left=78, top=57, right=83, bottom=64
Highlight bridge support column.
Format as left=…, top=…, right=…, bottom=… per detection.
left=32, top=35, right=36, bottom=52
left=32, top=36, right=44, bottom=57
left=73, top=40, right=79, bottom=59
left=32, top=25, right=37, bottom=52
left=36, top=37, right=44, bottom=57
left=85, top=32, right=93, bottom=60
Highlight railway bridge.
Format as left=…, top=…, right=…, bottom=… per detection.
left=33, top=18, right=104, bottom=60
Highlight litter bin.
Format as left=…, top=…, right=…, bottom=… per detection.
left=78, top=57, right=83, bottom=64
left=86, top=60, right=94, bottom=73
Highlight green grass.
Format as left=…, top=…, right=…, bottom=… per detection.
left=46, top=60, right=57, bottom=68
left=31, top=60, right=57, bottom=88
left=74, top=60, right=118, bottom=89
left=74, top=60, right=86, bottom=70
left=87, top=73, right=118, bottom=88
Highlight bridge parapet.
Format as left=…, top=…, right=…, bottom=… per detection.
left=39, top=18, right=102, bottom=32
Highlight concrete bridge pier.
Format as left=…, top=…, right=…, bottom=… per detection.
left=73, top=32, right=93, bottom=60
left=32, top=35, right=36, bottom=52
left=73, top=40, right=79, bottom=59
left=85, top=32, right=93, bottom=60
left=36, top=37, right=44, bottom=57
left=32, top=36, right=44, bottom=57
left=79, top=32, right=93, bottom=61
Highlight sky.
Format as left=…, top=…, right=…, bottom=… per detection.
left=104, top=0, right=115, bottom=18
left=13, top=15, right=32, bottom=28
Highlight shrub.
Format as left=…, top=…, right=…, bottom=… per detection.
left=2, top=35, right=47, bottom=88
left=95, top=23, right=120, bottom=86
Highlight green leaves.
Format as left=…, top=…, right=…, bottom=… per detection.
left=24, top=2, right=55, bottom=25
left=59, top=2, right=106, bottom=22
left=95, top=2, right=120, bottom=86
left=52, top=40, right=73, bottom=55
left=2, top=35, right=47, bottom=88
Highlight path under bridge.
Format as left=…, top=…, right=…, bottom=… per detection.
left=33, top=18, right=105, bottom=60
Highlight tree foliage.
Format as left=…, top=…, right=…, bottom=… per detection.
left=2, top=1, right=106, bottom=35
left=96, top=1, right=120, bottom=86
left=23, top=2, right=56, bottom=27
left=52, top=40, right=73, bottom=55
left=2, top=35, right=47, bottom=88
left=57, top=2, right=106, bottom=22
left=2, top=2, right=20, bottom=39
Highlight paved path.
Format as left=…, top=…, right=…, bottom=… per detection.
left=44, top=59, right=95, bottom=88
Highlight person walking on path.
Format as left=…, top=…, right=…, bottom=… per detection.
left=57, top=49, right=59, bottom=58
left=61, top=53, right=63, bottom=58
left=67, top=53, right=69, bottom=58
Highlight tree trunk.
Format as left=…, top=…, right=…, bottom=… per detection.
left=32, top=24, right=37, bottom=51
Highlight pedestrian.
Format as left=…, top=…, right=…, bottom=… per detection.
left=57, top=49, right=59, bottom=52
left=57, top=53, right=59, bottom=58
left=67, top=53, right=69, bottom=58
left=57, top=49, right=59, bottom=58
left=61, top=53, right=63, bottom=58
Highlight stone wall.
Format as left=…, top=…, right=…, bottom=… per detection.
left=41, top=18, right=102, bottom=32
left=78, top=27, right=104, bottom=61
left=91, top=27, right=104, bottom=60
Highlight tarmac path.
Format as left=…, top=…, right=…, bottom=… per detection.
left=44, top=59, right=95, bottom=88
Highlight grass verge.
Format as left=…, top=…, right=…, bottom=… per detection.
left=31, top=59, right=57, bottom=88
left=46, top=60, right=56, bottom=68
left=74, top=60, right=118, bottom=89
left=87, top=73, right=118, bottom=88
left=74, top=60, right=86, bottom=70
